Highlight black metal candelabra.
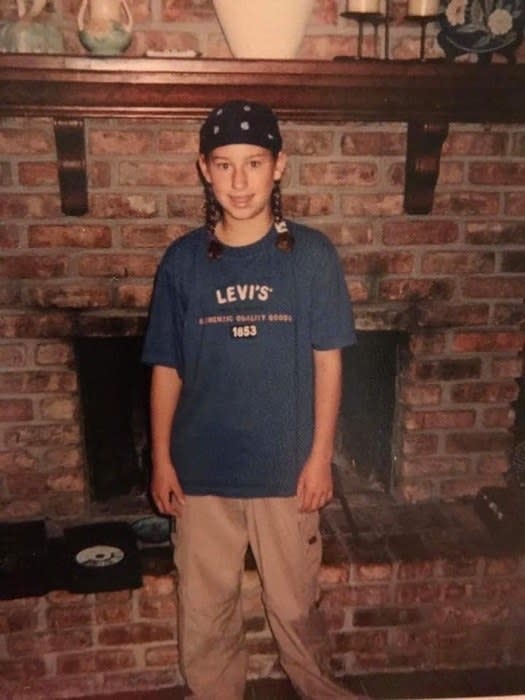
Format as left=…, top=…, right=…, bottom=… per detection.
left=405, top=13, right=441, bottom=61
left=339, top=0, right=391, bottom=60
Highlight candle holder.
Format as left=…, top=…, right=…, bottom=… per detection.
left=339, top=0, right=391, bottom=60
left=405, top=13, right=440, bottom=61
left=340, top=11, right=385, bottom=59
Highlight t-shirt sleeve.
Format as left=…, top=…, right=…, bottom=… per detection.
left=310, top=239, right=356, bottom=351
left=141, top=249, right=185, bottom=373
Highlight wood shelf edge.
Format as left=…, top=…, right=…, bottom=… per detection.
left=1, top=56, right=524, bottom=216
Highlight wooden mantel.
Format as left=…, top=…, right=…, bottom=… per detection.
left=1, top=55, right=525, bottom=216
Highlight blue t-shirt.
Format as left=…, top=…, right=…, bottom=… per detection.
left=142, top=221, right=356, bottom=498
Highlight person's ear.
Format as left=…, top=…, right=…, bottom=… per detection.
left=198, top=154, right=211, bottom=183
left=274, top=151, right=287, bottom=181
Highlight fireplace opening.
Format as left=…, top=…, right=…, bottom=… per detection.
left=74, top=337, right=152, bottom=510
left=75, top=331, right=408, bottom=511
left=508, top=371, right=525, bottom=487
left=339, top=331, right=409, bottom=493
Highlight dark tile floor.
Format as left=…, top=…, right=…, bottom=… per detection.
left=82, top=666, right=525, bottom=699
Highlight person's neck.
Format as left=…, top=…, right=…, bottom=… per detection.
left=216, top=214, right=273, bottom=247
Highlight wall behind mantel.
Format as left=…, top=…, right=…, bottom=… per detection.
left=1, top=0, right=524, bottom=63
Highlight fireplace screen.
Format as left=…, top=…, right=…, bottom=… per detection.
left=74, top=337, right=151, bottom=505
left=340, top=331, right=408, bottom=492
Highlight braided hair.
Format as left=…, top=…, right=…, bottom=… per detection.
left=203, top=180, right=224, bottom=260
left=204, top=180, right=294, bottom=260
left=271, top=180, right=294, bottom=253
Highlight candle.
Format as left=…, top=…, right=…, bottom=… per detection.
left=407, top=0, right=440, bottom=15
left=348, top=0, right=380, bottom=12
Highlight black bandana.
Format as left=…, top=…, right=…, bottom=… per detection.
left=199, top=100, right=282, bottom=157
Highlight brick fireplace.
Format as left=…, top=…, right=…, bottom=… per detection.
left=1, top=114, right=524, bottom=699
left=1, top=115, right=523, bottom=519
left=1, top=0, right=525, bottom=697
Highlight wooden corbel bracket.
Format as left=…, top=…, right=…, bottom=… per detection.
left=404, top=121, right=449, bottom=215
left=53, top=117, right=88, bottom=216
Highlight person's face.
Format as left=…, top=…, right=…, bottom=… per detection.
left=199, top=143, right=286, bottom=225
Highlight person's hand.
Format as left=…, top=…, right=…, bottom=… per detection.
left=150, top=462, right=185, bottom=517
left=296, top=457, right=333, bottom=512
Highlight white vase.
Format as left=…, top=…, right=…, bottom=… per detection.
left=77, top=0, right=133, bottom=56
left=212, top=0, right=314, bottom=59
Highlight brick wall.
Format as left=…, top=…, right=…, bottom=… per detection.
left=3, top=541, right=525, bottom=696
left=1, top=117, right=524, bottom=515
left=2, top=0, right=525, bottom=61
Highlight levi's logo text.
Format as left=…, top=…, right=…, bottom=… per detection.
left=198, top=281, right=293, bottom=340
left=216, top=284, right=273, bottom=305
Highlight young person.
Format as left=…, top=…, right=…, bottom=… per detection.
left=142, top=100, right=357, bottom=700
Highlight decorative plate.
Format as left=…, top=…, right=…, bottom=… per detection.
left=438, top=0, right=524, bottom=57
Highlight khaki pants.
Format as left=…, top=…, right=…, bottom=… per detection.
left=174, top=496, right=353, bottom=700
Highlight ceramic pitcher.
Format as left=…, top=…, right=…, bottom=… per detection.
left=77, top=0, right=133, bottom=56
left=0, top=0, right=64, bottom=53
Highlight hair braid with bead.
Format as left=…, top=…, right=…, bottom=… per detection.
left=272, top=181, right=294, bottom=252
left=204, top=181, right=225, bottom=260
